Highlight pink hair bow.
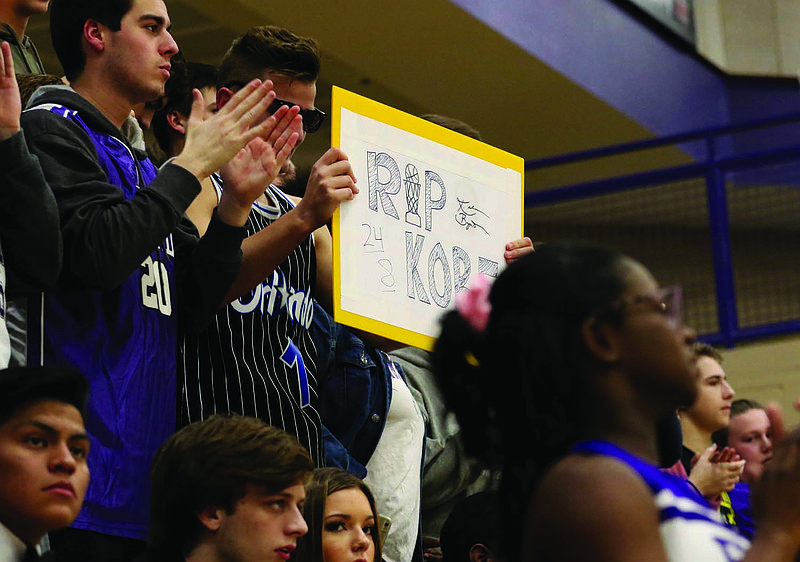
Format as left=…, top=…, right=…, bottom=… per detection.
left=455, top=275, right=491, bottom=333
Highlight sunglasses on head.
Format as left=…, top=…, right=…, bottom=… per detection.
left=222, top=81, right=326, bottom=134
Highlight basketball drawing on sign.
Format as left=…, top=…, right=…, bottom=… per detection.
left=404, top=163, right=422, bottom=228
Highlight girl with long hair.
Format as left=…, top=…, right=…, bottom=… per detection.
left=434, top=241, right=800, bottom=562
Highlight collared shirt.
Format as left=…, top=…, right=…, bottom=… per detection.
left=0, top=521, right=31, bottom=562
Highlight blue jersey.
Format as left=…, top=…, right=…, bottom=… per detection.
left=573, top=440, right=750, bottom=562
left=721, top=482, right=755, bottom=541
left=27, top=105, right=177, bottom=540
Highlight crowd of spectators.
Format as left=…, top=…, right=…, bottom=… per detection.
left=1, top=1, right=800, bottom=562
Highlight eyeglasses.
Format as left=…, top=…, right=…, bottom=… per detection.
left=269, top=98, right=325, bottom=134
left=221, top=81, right=326, bottom=133
left=595, top=285, right=683, bottom=329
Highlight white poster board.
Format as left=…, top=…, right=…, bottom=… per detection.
left=332, top=87, right=524, bottom=350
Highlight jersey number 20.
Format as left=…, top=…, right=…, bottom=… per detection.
left=141, top=256, right=172, bottom=316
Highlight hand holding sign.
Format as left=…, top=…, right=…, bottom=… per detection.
left=295, top=147, right=358, bottom=232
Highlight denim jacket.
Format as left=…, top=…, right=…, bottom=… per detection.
left=312, top=304, right=392, bottom=478
left=312, top=304, right=425, bottom=562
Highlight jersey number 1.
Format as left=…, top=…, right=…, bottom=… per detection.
left=281, top=340, right=310, bottom=408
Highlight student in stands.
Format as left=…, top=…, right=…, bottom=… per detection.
left=678, top=343, right=746, bottom=506
left=148, top=415, right=312, bottom=562
left=0, top=42, right=60, bottom=371
left=679, top=344, right=737, bottom=471
left=1, top=0, right=61, bottom=370
left=293, top=467, right=381, bottom=562
left=150, top=60, right=218, bottom=162
left=0, top=366, right=90, bottom=560
left=439, top=491, right=503, bottom=562
left=711, top=399, right=773, bottom=540
left=716, top=399, right=773, bottom=485
left=178, top=23, right=355, bottom=469
left=22, top=0, right=301, bottom=558
left=0, top=0, right=48, bottom=73
left=434, top=241, right=800, bottom=561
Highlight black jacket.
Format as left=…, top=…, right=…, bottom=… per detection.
left=20, top=86, right=246, bottom=329
left=0, top=129, right=61, bottom=299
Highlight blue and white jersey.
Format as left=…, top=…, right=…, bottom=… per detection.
left=573, top=440, right=751, bottom=562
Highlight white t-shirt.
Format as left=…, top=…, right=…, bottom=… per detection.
left=364, top=365, right=425, bottom=562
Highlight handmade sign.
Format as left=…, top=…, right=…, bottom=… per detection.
left=332, top=86, right=524, bottom=350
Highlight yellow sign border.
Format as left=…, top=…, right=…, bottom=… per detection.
left=331, top=86, right=524, bottom=350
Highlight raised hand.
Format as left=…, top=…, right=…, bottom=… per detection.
left=173, top=79, right=277, bottom=180
left=293, top=146, right=359, bottom=230
left=0, top=42, right=21, bottom=141
left=217, top=104, right=302, bottom=226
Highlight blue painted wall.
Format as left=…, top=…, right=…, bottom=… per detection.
left=452, top=0, right=800, bottom=153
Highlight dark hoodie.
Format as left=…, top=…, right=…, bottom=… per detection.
left=19, top=86, right=246, bottom=540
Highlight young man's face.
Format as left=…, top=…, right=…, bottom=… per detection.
left=102, top=0, right=178, bottom=105
left=0, top=399, right=90, bottom=545
left=728, top=408, right=773, bottom=484
left=685, top=356, right=735, bottom=433
left=212, top=482, right=307, bottom=562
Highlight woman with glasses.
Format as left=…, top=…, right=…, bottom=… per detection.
left=433, top=241, right=800, bottom=562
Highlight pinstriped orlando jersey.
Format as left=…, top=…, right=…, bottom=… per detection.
left=179, top=177, right=323, bottom=464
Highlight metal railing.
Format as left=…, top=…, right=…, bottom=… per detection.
left=524, top=112, right=800, bottom=347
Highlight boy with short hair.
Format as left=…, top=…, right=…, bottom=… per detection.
left=0, top=366, right=90, bottom=559
left=718, top=399, right=773, bottom=485
left=179, top=25, right=357, bottom=467
left=679, top=343, right=737, bottom=472
left=148, top=415, right=312, bottom=562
